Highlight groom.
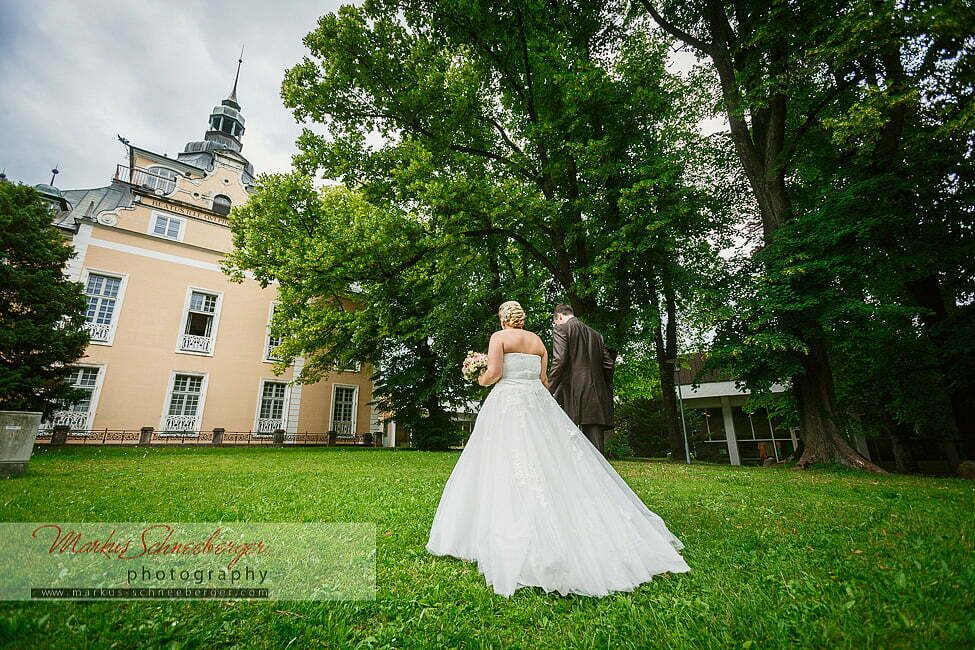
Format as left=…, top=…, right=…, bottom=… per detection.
left=548, top=304, right=615, bottom=453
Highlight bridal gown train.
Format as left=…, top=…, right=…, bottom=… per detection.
left=426, top=352, right=690, bottom=597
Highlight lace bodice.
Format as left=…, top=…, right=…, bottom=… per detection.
left=501, top=352, right=542, bottom=381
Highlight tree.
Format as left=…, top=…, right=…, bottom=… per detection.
left=636, top=0, right=974, bottom=471
left=279, top=0, right=724, bottom=458
left=223, top=177, right=548, bottom=449
left=0, top=182, right=89, bottom=417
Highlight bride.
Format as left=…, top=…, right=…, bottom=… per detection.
left=426, top=301, right=690, bottom=597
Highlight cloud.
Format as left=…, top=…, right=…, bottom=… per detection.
left=0, top=0, right=340, bottom=190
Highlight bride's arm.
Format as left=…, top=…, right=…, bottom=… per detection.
left=477, top=333, right=504, bottom=386
left=540, top=346, right=550, bottom=389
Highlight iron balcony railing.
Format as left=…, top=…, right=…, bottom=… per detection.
left=34, top=428, right=385, bottom=447
left=115, top=164, right=177, bottom=194
left=84, top=321, right=112, bottom=342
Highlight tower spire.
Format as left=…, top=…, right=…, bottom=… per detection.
left=228, top=45, right=243, bottom=104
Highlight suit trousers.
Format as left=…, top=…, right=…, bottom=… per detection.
left=580, top=424, right=604, bottom=454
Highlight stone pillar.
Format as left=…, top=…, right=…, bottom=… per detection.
left=51, top=425, right=69, bottom=446
left=212, top=428, right=225, bottom=446
left=273, top=429, right=286, bottom=446
left=138, top=427, right=153, bottom=446
left=327, top=430, right=337, bottom=446
left=720, top=397, right=741, bottom=466
left=362, top=432, right=373, bottom=447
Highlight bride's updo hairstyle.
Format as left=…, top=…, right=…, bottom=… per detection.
left=498, top=301, right=526, bottom=328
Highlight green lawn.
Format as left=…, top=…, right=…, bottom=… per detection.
left=0, top=447, right=972, bottom=648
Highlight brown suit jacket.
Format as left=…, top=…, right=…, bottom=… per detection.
left=549, top=317, right=615, bottom=429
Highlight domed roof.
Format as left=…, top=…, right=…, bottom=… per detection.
left=34, top=183, right=63, bottom=198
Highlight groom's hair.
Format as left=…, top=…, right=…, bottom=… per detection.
left=553, top=304, right=574, bottom=317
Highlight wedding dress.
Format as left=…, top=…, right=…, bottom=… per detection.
left=426, top=352, right=690, bottom=597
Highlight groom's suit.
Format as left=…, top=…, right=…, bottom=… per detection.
left=549, top=317, right=615, bottom=452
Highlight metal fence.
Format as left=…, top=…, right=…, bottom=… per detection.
left=35, top=426, right=383, bottom=448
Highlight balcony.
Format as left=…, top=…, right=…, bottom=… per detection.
left=115, top=165, right=176, bottom=194
left=180, top=334, right=212, bottom=354
left=41, top=410, right=90, bottom=431
left=85, top=321, right=112, bottom=342
left=163, top=414, right=199, bottom=433
left=257, top=418, right=284, bottom=434
left=265, top=341, right=281, bottom=362
left=333, top=421, right=354, bottom=438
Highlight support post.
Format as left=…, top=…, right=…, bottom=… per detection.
left=720, top=397, right=741, bottom=466
left=51, top=425, right=69, bottom=446
left=138, top=426, right=153, bottom=446
left=212, top=427, right=225, bottom=446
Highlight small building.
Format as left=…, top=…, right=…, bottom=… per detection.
left=676, top=355, right=799, bottom=465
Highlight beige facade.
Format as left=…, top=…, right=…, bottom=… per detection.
left=43, top=83, right=380, bottom=440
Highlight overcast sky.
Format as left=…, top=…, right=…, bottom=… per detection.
left=1, top=1, right=711, bottom=192
left=0, top=0, right=344, bottom=190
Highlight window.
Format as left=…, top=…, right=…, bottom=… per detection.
left=212, top=194, right=232, bottom=216
left=256, top=381, right=288, bottom=434
left=265, top=304, right=282, bottom=362
left=144, top=166, right=177, bottom=194
left=163, top=373, right=205, bottom=433
left=43, top=367, right=102, bottom=431
left=150, top=213, right=184, bottom=241
left=343, top=362, right=362, bottom=373
left=331, top=386, right=357, bottom=437
left=84, top=273, right=122, bottom=342
left=179, top=290, right=220, bottom=354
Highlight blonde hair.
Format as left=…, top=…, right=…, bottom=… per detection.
left=498, top=300, right=526, bottom=328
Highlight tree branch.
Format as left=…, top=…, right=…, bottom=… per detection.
left=460, top=227, right=570, bottom=288
left=638, top=1, right=714, bottom=55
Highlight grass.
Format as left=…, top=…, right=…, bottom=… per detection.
left=0, top=446, right=972, bottom=649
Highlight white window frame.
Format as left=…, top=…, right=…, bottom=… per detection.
left=80, top=268, right=128, bottom=346
left=263, top=301, right=285, bottom=364
left=252, top=378, right=292, bottom=435
left=329, top=383, right=359, bottom=437
left=147, top=210, right=186, bottom=242
left=42, top=363, right=107, bottom=432
left=341, top=361, right=362, bottom=373
left=175, top=286, right=223, bottom=356
left=159, top=370, right=209, bottom=435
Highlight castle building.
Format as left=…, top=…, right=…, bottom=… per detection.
left=39, top=70, right=384, bottom=442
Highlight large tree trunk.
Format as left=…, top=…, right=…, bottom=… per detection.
left=650, top=275, right=686, bottom=461
left=792, top=338, right=886, bottom=472
left=641, top=1, right=891, bottom=472
left=904, top=274, right=971, bottom=465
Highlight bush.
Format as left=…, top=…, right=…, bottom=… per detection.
left=615, top=396, right=705, bottom=458
left=603, top=431, right=634, bottom=459
left=410, top=412, right=464, bottom=450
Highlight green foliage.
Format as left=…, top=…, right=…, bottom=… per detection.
left=645, top=0, right=975, bottom=458
left=281, top=0, right=725, bottom=350
left=612, top=341, right=661, bottom=402
left=409, top=410, right=465, bottom=451
left=222, top=0, right=733, bottom=448
left=223, top=176, right=546, bottom=449
left=615, top=396, right=706, bottom=458
left=2, top=447, right=972, bottom=647
left=0, top=182, right=89, bottom=417
left=602, top=430, right=634, bottom=459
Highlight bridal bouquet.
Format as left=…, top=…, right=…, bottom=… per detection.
left=462, top=351, right=488, bottom=381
